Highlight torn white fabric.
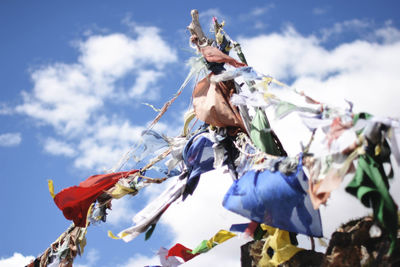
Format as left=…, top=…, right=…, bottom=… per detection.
left=116, top=175, right=187, bottom=242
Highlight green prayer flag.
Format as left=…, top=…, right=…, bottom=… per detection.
left=275, top=101, right=297, bottom=120
left=346, top=154, right=398, bottom=254
left=191, top=240, right=211, bottom=254
left=250, top=108, right=286, bottom=156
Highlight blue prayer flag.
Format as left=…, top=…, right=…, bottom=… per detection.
left=223, top=155, right=322, bottom=237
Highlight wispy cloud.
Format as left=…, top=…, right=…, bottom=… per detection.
left=372, top=20, right=400, bottom=44
left=0, top=132, right=22, bottom=147
left=199, top=8, right=224, bottom=21
left=312, top=7, right=328, bottom=15
left=319, top=19, right=372, bottom=42
left=198, top=8, right=227, bottom=35
left=106, top=197, right=137, bottom=226
left=44, top=137, right=76, bottom=157
left=75, top=249, right=100, bottom=267
left=239, top=24, right=400, bottom=117
left=117, top=253, right=162, bottom=267
left=16, top=23, right=178, bottom=171
left=129, top=70, right=164, bottom=100
left=250, top=4, right=275, bottom=17
left=254, top=21, right=267, bottom=30
left=238, top=4, right=275, bottom=22
left=0, top=103, right=15, bottom=115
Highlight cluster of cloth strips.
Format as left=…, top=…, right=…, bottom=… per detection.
left=26, top=10, right=399, bottom=267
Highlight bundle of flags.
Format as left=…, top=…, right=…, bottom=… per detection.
left=27, top=9, right=399, bottom=267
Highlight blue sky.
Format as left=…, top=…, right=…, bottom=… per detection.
left=1, top=1, right=400, bottom=266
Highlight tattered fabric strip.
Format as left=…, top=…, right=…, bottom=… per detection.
left=191, top=230, right=236, bottom=254
left=258, top=226, right=303, bottom=267
left=165, top=230, right=236, bottom=263
left=109, top=174, right=187, bottom=242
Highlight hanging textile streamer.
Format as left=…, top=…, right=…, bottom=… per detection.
left=223, top=154, right=323, bottom=237
left=163, top=230, right=237, bottom=263
left=109, top=173, right=187, bottom=242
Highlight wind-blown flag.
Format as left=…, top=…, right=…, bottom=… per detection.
left=182, top=132, right=215, bottom=198
left=223, top=156, right=322, bottom=237
left=54, top=170, right=138, bottom=227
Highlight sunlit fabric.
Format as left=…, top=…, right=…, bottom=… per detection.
left=167, top=243, right=198, bottom=262
left=54, top=170, right=138, bottom=227
left=258, top=227, right=303, bottom=267
left=191, top=230, right=236, bottom=254
left=192, top=74, right=247, bottom=132
left=223, top=156, right=322, bottom=237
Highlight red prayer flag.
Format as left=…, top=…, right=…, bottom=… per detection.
left=167, top=243, right=199, bottom=262
left=54, top=170, right=138, bottom=227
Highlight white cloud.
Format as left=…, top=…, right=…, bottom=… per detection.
left=107, top=197, right=137, bottom=226
left=16, top=23, right=177, bottom=171
left=73, top=118, right=145, bottom=170
left=75, top=249, right=100, bottom=267
left=0, top=132, right=21, bottom=147
left=320, top=19, right=372, bottom=41
left=161, top=168, right=248, bottom=246
left=0, top=253, right=34, bottom=267
left=117, top=253, right=161, bottom=267
left=373, top=23, right=400, bottom=44
left=240, top=24, right=400, bottom=117
left=17, top=63, right=103, bottom=136
left=129, top=70, right=163, bottom=99
left=44, top=137, right=76, bottom=156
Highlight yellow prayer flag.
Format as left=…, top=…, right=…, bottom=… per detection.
left=47, top=179, right=55, bottom=199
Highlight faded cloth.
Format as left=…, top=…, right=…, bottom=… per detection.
left=192, top=74, right=246, bottom=132
left=182, top=132, right=215, bottom=199
left=200, top=46, right=247, bottom=69
left=54, top=170, right=138, bottom=227
left=113, top=174, right=187, bottom=242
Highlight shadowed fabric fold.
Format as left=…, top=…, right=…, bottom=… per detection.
left=192, top=74, right=247, bottom=133
left=223, top=157, right=322, bottom=237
